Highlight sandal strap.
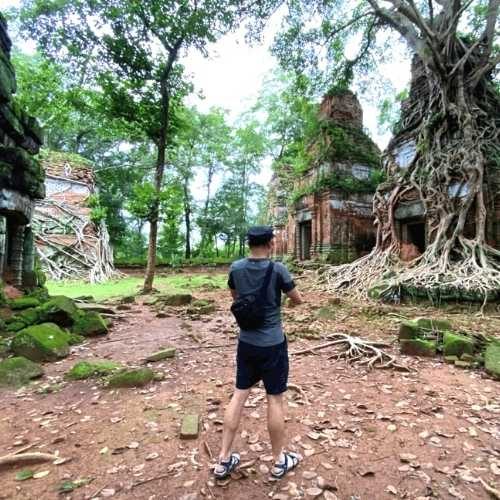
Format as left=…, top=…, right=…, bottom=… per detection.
left=272, top=451, right=299, bottom=478
left=215, top=452, right=240, bottom=478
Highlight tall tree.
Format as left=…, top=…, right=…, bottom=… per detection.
left=271, top=0, right=500, bottom=299
left=19, top=0, right=265, bottom=292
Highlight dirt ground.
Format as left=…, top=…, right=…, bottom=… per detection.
left=0, top=274, right=499, bottom=500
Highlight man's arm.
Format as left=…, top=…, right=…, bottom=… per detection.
left=230, top=289, right=238, bottom=300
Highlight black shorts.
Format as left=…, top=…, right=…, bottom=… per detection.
left=236, top=339, right=289, bottom=395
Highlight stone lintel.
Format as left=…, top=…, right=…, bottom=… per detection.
left=0, top=188, right=33, bottom=223
left=394, top=201, right=425, bottom=220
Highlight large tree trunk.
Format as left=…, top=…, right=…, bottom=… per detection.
left=199, top=164, right=215, bottom=252
left=143, top=87, right=169, bottom=293
left=183, top=178, right=191, bottom=259
left=325, top=24, right=500, bottom=301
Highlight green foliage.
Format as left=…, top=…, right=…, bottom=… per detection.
left=86, top=194, right=107, bottom=224
left=291, top=168, right=385, bottom=204
left=318, top=121, right=380, bottom=167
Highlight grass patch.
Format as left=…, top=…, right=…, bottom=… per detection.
left=46, top=274, right=227, bottom=302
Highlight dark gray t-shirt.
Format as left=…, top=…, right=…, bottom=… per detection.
left=228, top=258, right=295, bottom=347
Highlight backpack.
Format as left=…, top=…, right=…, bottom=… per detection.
left=230, top=261, right=274, bottom=330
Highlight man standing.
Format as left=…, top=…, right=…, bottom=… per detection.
left=214, top=226, right=303, bottom=480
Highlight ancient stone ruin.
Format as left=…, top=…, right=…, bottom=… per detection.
left=269, top=90, right=380, bottom=263
left=33, top=151, right=115, bottom=282
left=384, top=57, right=500, bottom=263
left=0, top=14, right=44, bottom=289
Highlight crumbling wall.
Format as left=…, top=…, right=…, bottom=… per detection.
left=0, top=14, right=44, bottom=289
left=33, top=151, right=116, bottom=283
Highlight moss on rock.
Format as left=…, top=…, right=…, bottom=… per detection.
left=0, top=356, right=43, bottom=387
left=10, top=297, right=41, bottom=310
left=68, top=333, right=85, bottom=345
left=11, top=323, right=71, bottom=362
left=107, top=368, right=154, bottom=388
left=443, top=331, right=475, bottom=357
left=415, top=317, right=452, bottom=332
left=38, top=296, right=79, bottom=327
left=399, top=320, right=419, bottom=340
left=66, top=360, right=122, bottom=380
left=484, top=341, right=500, bottom=379
left=400, top=338, right=437, bottom=357
left=187, top=299, right=216, bottom=315
left=158, top=294, right=192, bottom=306
left=72, top=311, right=108, bottom=337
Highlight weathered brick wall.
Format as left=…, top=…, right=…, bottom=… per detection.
left=0, top=14, right=44, bottom=287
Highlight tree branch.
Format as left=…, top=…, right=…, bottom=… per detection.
left=481, top=0, right=499, bottom=60
left=322, top=11, right=375, bottom=43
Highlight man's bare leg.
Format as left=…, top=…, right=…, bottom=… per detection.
left=267, top=393, right=285, bottom=462
left=218, top=388, right=250, bottom=462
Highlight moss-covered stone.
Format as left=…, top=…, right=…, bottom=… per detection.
left=400, top=339, right=437, bottom=357
left=11, top=323, right=70, bottom=362
left=180, top=414, right=199, bottom=439
left=107, top=368, right=154, bottom=388
left=415, top=317, right=452, bottom=332
left=68, top=333, right=85, bottom=345
left=454, top=360, right=472, bottom=369
left=484, top=341, right=500, bottom=379
left=443, top=331, right=475, bottom=357
left=72, top=311, right=108, bottom=337
left=6, top=320, right=27, bottom=333
left=187, top=299, right=216, bottom=315
left=16, top=307, right=40, bottom=326
left=38, top=296, right=79, bottom=327
left=444, top=355, right=458, bottom=364
left=66, top=360, right=122, bottom=380
left=158, top=293, right=192, bottom=306
left=146, top=348, right=176, bottom=362
left=0, top=338, right=10, bottom=358
left=10, top=297, right=41, bottom=310
left=399, top=320, right=419, bottom=340
left=0, top=356, right=43, bottom=387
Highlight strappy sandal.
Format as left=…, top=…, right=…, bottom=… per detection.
left=271, top=451, right=301, bottom=479
left=214, top=452, right=240, bottom=479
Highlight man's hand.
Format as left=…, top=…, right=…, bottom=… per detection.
left=286, top=288, right=303, bottom=307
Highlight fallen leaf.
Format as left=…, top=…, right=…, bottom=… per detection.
left=305, top=487, right=323, bottom=497
left=399, top=453, right=417, bottom=462
left=33, top=470, right=50, bottom=479
left=127, top=441, right=140, bottom=449
left=259, top=464, right=269, bottom=474
left=386, top=485, right=398, bottom=495
left=15, top=470, right=34, bottom=481
left=302, top=471, right=317, bottom=480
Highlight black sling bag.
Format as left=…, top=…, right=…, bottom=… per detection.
left=230, top=261, right=274, bottom=330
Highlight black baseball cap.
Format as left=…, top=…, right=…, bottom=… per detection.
left=246, top=225, right=274, bottom=245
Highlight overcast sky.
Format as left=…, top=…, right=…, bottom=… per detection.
left=3, top=0, right=411, bottom=192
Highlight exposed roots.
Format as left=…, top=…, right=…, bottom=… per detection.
left=292, top=333, right=409, bottom=371
left=33, top=200, right=119, bottom=283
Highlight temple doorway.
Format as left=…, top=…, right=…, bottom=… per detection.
left=299, top=220, right=312, bottom=260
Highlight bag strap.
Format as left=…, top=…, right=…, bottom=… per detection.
left=258, top=261, right=274, bottom=301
